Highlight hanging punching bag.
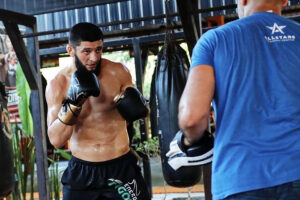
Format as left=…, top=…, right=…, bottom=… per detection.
left=155, top=34, right=202, bottom=187
left=0, top=81, right=14, bottom=198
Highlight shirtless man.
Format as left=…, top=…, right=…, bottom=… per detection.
left=46, top=22, right=150, bottom=200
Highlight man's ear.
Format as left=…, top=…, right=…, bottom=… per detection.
left=66, top=44, right=75, bottom=57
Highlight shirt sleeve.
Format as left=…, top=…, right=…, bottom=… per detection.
left=190, top=29, right=216, bottom=69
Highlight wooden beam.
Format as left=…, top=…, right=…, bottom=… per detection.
left=176, top=0, right=199, bottom=56
left=2, top=9, right=50, bottom=200
left=3, top=22, right=38, bottom=90
left=0, top=9, right=36, bottom=28
left=202, top=163, right=212, bottom=200
left=132, top=38, right=152, bottom=197
left=176, top=2, right=212, bottom=199
left=30, top=91, right=50, bottom=200
left=32, top=21, right=51, bottom=200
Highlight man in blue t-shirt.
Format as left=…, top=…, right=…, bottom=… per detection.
left=177, top=0, right=300, bottom=199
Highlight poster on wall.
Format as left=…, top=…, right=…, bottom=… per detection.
left=0, top=33, right=20, bottom=124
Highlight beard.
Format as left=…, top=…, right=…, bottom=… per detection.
left=75, top=54, right=101, bottom=76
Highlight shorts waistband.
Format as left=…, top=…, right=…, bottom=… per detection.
left=70, top=151, right=136, bottom=166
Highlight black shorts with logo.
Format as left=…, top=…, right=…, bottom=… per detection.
left=61, top=151, right=151, bottom=200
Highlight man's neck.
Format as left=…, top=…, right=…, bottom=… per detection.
left=244, top=2, right=282, bottom=16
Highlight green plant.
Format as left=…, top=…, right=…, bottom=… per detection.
left=49, top=158, right=60, bottom=200
left=16, top=63, right=33, bottom=137
left=48, top=147, right=71, bottom=200
left=12, top=124, right=35, bottom=200
left=54, top=147, right=71, bottom=160
left=136, top=136, right=160, bottom=158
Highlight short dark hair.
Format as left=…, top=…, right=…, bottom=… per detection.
left=69, top=22, right=104, bottom=47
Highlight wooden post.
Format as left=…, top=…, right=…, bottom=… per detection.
left=176, top=0, right=199, bottom=56
left=2, top=9, right=50, bottom=200
left=30, top=91, right=50, bottom=200
left=175, top=1, right=214, bottom=199
left=132, top=38, right=152, bottom=197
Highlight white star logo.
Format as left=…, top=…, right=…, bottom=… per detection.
left=266, top=23, right=286, bottom=34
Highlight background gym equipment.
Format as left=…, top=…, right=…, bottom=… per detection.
left=154, top=1, right=202, bottom=187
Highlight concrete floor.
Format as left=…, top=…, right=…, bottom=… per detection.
left=152, top=193, right=205, bottom=200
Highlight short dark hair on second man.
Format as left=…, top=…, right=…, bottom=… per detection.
left=69, top=22, right=104, bottom=47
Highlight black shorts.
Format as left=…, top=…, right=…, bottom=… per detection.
left=61, top=151, right=151, bottom=200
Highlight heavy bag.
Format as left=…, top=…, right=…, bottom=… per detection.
left=155, top=40, right=202, bottom=187
left=0, top=81, right=14, bottom=197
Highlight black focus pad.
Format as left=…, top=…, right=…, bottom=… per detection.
left=181, top=130, right=214, bottom=157
left=67, top=69, right=100, bottom=106
left=115, top=87, right=149, bottom=122
left=167, top=130, right=214, bottom=171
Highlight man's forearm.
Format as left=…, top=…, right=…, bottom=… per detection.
left=178, top=102, right=210, bottom=145
left=179, top=117, right=208, bottom=145
left=48, top=119, right=73, bottom=148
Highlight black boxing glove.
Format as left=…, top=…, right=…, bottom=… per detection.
left=166, top=130, right=214, bottom=170
left=114, top=87, right=149, bottom=122
left=58, top=70, right=100, bottom=125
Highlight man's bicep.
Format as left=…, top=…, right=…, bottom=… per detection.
left=119, top=64, right=134, bottom=90
left=45, top=81, right=64, bottom=127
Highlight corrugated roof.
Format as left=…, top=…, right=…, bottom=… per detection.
left=32, top=0, right=299, bottom=41
left=1, top=0, right=298, bottom=42
left=35, top=0, right=179, bottom=40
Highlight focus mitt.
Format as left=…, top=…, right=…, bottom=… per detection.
left=166, top=130, right=214, bottom=170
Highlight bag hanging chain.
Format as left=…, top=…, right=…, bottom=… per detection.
left=164, top=0, right=175, bottom=44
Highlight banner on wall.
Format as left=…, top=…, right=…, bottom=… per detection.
left=0, top=34, right=20, bottom=123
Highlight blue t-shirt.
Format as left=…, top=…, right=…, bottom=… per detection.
left=191, top=12, right=300, bottom=199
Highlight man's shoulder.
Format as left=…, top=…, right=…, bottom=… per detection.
left=101, top=58, right=132, bottom=87
left=102, top=58, right=129, bottom=73
left=46, top=67, right=71, bottom=92
left=102, top=58, right=123, bottom=67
